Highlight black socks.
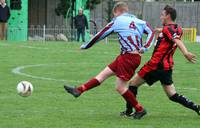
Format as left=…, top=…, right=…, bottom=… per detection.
left=170, top=93, right=199, bottom=111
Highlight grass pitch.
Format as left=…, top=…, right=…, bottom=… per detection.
left=0, top=41, right=200, bottom=128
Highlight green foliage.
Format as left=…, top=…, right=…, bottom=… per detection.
left=85, top=0, right=101, bottom=9
left=55, top=0, right=101, bottom=18
left=55, top=0, right=74, bottom=18
left=10, top=0, right=22, bottom=10
left=106, top=1, right=115, bottom=22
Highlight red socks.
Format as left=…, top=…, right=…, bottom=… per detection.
left=122, top=90, right=143, bottom=112
left=77, top=78, right=100, bottom=93
left=76, top=78, right=143, bottom=112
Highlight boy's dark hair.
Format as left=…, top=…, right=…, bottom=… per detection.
left=164, top=5, right=177, bottom=21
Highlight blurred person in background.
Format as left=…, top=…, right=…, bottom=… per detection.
left=74, top=8, right=88, bottom=42
left=0, top=0, right=10, bottom=40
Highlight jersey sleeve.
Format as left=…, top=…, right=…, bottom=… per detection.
left=142, top=22, right=155, bottom=51
left=162, top=26, right=182, bottom=41
left=83, top=21, right=114, bottom=49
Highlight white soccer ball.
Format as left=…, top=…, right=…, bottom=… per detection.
left=17, top=81, right=33, bottom=97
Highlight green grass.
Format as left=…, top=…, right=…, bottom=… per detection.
left=0, top=41, right=200, bottom=128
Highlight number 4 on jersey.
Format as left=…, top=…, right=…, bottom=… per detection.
left=129, top=21, right=136, bottom=30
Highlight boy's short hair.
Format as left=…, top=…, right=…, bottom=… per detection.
left=113, top=2, right=128, bottom=13
left=164, top=5, right=177, bottom=21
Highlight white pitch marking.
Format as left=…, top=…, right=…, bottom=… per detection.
left=11, top=63, right=83, bottom=83
left=11, top=63, right=200, bottom=91
left=176, top=87, right=199, bottom=91
left=19, top=45, right=49, bottom=50
left=141, top=83, right=200, bottom=91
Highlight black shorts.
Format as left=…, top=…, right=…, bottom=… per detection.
left=142, top=69, right=173, bottom=86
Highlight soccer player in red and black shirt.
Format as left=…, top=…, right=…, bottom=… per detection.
left=120, top=5, right=200, bottom=119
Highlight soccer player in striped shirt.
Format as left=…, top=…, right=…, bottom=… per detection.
left=64, top=2, right=154, bottom=119
left=120, top=5, right=200, bottom=119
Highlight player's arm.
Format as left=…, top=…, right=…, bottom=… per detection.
left=80, top=22, right=114, bottom=49
left=174, top=39, right=196, bottom=63
left=163, top=26, right=196, bottom=63
left=139, top=22, right=155, bottom=53
left=154, top=28, right=162, bottom=41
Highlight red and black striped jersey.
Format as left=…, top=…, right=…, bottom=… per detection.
left=145, top=24, right=183, bottom=70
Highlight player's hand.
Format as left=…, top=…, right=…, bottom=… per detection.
left=138, top=47, right=147, bottom=54
left=184, top=52, right=196, bottom=63
left=139, top=48, right=144, bottom=54
left=80, top=43, right=87, bottom=49
left=155, top=28, right=162, bottom=33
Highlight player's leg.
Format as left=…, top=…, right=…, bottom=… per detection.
left=160, top=69, right=200, bottom=115
left=116, top=77, right=146, bottom=119
left=76, top=66, right=115, bottom=92
left=64, top=66, right=115, bottom=98
left=162, top=84, right=200, bottom=115
left=64, top=54, right=120, bottom=97
left=120, top=64, right=158, bottom=117
left=120, top=74, right=145, bottom=116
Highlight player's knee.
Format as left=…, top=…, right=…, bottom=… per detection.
left=129, top=78, right=143, bottom=87
left=116, top=85, right=128, bottom=95
left=129, top=80, right=136, bottom=86
left=115, top=85, right=121, bottom=93
left=95, top=77, right=103, bottom=83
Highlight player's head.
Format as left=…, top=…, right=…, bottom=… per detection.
left=78, top=8, right=83, bottom=15
left=160, top=5, right=177, bottom=25
left=112, top=2, right=128, bottom=17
